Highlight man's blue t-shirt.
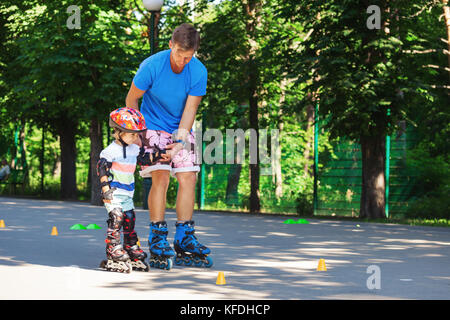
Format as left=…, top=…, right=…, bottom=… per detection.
left=132, top=49, right=207, bottom=134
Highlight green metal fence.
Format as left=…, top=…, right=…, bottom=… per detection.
left=189, top=124, right=418, bottom=218
left=315, top=123, right=418, bottom=218
left=137, top=119, right=418, bottom=218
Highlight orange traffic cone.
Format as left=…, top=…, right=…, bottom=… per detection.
left=317, top=259, right=327, bottom=271
left=51, top=226, right=58, bottom=236
left=216, top=272, right=226, bottom=285
left=0, top=219, right=5, bottom=228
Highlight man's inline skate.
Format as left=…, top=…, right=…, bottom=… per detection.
left=173, top=220, right=213, bottom=268
left=100, top=208, right=133, bottom=273
left=148, top=221, right=175, bottom=270
left=123, top=209, right=149, bottom=272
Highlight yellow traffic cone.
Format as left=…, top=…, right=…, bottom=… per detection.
left=51, top=226, right=58, bottom=236
left=0, top=219, right=5, bottom=228
left=216, top=272, right=226, bottom=285
left=317, top=259, right=327, bottom=271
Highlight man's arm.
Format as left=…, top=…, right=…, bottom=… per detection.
left=164, top=95, right=202, bottom=160
left=126, top=81, right=147, bottom=147
left=125, top=81, right=146, bottom=110
left=175, top=95, right=203, bottom=141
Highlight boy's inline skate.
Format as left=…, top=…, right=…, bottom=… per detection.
left=100, top=208, right=133, bottom=273
left=173, top=220, right=213, bottom=268
left=123, top=209, right=149, bottom=272
left=148, top=221, right=175, bottom=270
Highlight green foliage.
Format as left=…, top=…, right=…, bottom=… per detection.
left=405, top=142, right=449, bottom=219
left=0, top=0, right=448, bottom=220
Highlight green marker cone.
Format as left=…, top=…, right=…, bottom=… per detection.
left=86, top=223, right=101, bottom=230
left=70, top=224, right=87, bottom=230
left=297, top=219, right=309, bottom=224
left=283, top=219, right=297, bottom=224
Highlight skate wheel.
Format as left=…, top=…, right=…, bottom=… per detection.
left=131, top=260, right=149, bottom=272
left=175, top=257, right=183, bottom=266
left=184, top=258, right=192, bottom=266
left=125, top=261, right=132, bottom=273
left=204, top=256, right=213, bottom=268
left=99, top=260, right=107, bottom=269
left=193, top=258, right=203, bottom=267
left=166, top=259, right=173, bottom=270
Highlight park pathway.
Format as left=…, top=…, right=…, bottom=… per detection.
left=0, top=196, right=449, bottom=300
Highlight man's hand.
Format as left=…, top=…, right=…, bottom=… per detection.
left=163, top=142, right=184, bottom=161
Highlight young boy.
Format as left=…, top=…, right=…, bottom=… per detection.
left=97, top=107, right=164, bottom=273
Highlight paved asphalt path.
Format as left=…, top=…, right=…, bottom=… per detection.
left=0, top=196, right=449, bottom=300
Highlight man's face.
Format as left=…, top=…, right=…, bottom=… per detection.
left=169, top=40, right=195, bottom=72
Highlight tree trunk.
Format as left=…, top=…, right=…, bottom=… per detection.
left=358, top=0, right=387, bottom=219
left=359, top=135, right=386, bottom=219
left=90, top=118, right=104, bottom=206
left=303, top=101, right=315, bottom=175
left=242, top=0, right=262, bottom=213
left=226, top=164, right=242, bottom=204
left=40, top=126, right=45, bottom=195
left=18, top=119, right=27, bottom=171
left=59, top=118, right=78, bottom=200
left=52, top=143, right=61, bottom=178
left=226, top=105, right=247, bottom=205
left=274, top=116, right=283, bottom=199
left=443, top=1, right=450, bottom=84
left=273, top=79, right=287, bottom=199
left=249, top=92, right=260, bottom=213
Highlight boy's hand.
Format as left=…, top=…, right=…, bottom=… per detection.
left=101, top=187, right=116, bottom=204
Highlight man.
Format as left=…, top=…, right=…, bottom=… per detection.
left=125, top=23, right=212, bottom=269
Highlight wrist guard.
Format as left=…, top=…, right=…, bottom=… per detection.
left=101, top=187, right=116, bottom=201
left=137, top=144, right=166, bottom=166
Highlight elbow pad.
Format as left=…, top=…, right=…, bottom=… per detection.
left=97, top=158, right=112, bottom=178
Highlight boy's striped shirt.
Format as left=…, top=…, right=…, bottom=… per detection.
left=99, top=142, right=139, bottom=198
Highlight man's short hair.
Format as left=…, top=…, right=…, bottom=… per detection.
left=171, top=23, right=200, bottom=51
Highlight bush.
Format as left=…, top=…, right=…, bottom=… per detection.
left=405, top=143, right=449, bottom=219
left=407, top=194, right=450, bottom=219
left=296, top=192, right=314, bottom=216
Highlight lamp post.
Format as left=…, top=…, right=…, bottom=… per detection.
left=141, top=0, right=163, bottom=209
left=143, top=0, right=163, bottom=55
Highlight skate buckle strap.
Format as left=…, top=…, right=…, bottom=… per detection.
left=151, top=221, right=169, bottom=235
left=129, top=245, right=139, bottom=250
left=111, top=244, right=125, bottom=253
left=152, top=229, right=168, bottom=236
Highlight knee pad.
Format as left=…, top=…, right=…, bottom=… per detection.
left=122, top=209, right=136, bottom=233
left=107, top=207, right=124, bottom=230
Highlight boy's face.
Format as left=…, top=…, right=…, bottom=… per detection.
left=120, top=132, right=139, bottom=145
